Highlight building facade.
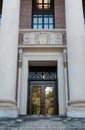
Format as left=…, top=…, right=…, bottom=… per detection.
left=0, top=0, right=85, bottom=118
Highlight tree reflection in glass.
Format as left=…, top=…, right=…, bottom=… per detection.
left=45, top=86, right=54, bottom=115
left=32, top=86, right=40, bottom=115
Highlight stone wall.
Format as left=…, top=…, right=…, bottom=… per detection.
left=19, top=0, right=32, bottom=29
left=55, top=0, right=66, bottom=28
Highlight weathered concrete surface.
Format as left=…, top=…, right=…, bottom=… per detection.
left=0, top=116, right=85, bottom=130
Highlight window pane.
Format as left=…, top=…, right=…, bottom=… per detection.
left=33, top=18, right=37, bottom=24
left=33, top=25, right=38, bottom=29
left=44, top=17, right=48, bottom=23
left=38, top=17, right=42, bottom=23
left=44, top=4, right=50, bottom=9
left=44, top=24, right=48, bottom=29
left=38, top=24, right=43, bottom=29
left=44, top=0, right=50, bottom=4
left=37, top=4, right=42, bottom=9
left=37, top=0, right=42, bottom=3
left=49, top=18, right=53, bottom=23
left=49, top=24, right=53, bottom=29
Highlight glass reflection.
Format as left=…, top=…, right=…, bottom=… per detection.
left=33, top=18, right=37, bottom=24
left=36, top=0, right=42, bottom=3
left=49, top=18, right=53, bottom=23
left=38, top=24, right=43, bottom=29
left=33, top=25, right=37, bottom=29
left=44, top=4, right=50, bottom=9
left=44, top=24, right=48, bottom=29
left=37, top=5, right=42, bottom=9
left=44, top=17, right=48, bottom=23
left=44, top=0, right=50, bottom=4
left=39, top=17, right=42, bottom=23
left=49, top=24, right=53, bottom=29
left=32, top=86, right=40, bottom=114
left=45, top=86, right=54, bottom=115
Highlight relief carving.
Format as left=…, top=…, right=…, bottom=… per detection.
left=38, top=33, right=48, bottom=44
left=23, top=31, right=63, bottom=45
left=55, top=33, right=62, bottom=44
left=23, top=33, right=30, bottom=43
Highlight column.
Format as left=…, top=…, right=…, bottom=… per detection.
left=65, top=0, right=85, bottom=117
left=0, top=0, right=20, bottom=118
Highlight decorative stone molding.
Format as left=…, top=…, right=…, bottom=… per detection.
left=23, top=33, right=30, bottom=43
left=0, top=100, right=17, bottom=106
left=18, top=49, right=22, bottom=67
left=23, top=30, right=63, bottom=45
left=68, top=100, right=85, bottom=106
left=63, top=49, right=67, bottom=67
left=38, top=33, right=49, bottom=44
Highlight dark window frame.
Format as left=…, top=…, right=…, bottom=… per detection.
left=32, top=0, right=54, bottom=29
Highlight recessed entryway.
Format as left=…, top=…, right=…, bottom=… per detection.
left=19, top=52, right=66, bottom=116
left=27, top=65, right=59, bottom=115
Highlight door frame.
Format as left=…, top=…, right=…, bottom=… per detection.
left=19, top=52, right=66, bottom=115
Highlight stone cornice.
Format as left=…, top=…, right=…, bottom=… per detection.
left=18, top=44, right=67, bottom=49
left=19, top=28, right=66, bottom=33
left=68, top=100, right=85, bottom=105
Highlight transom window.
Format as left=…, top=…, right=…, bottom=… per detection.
left=32, top=0, right=54, bottom=29
left=0, top=0, right=3, bottom=25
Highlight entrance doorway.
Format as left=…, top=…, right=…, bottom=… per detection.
left=30, top=81, right=58, bottom=115
left=27, top=66, right=59, bottom=115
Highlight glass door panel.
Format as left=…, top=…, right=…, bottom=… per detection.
left=31, top=86, right=41, bottom=114
left=29, top=81, right=57, bottom=115
left=45, top=86, right=55, bottom=115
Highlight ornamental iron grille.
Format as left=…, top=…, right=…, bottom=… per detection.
left=29, top=72, right=56, bottom=80
left=32, top=0, right=54, bottom=29
left=29, top=66, right=57, bottom=81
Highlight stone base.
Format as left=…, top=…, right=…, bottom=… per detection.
left=0, top=100, right=18, bottom=118
left=66, top=100, right=85, bottom=118
left=0, top=110, right=18, bottom=118
left=66, top=110, right=85, bottom=118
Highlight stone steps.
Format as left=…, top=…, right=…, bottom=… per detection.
left=0, top=116, right=85, bottom=130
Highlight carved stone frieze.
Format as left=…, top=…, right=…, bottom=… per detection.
left=23, top=31, right=63, bottom=45
left=55, top=33, right=62, bottom=44
left=23, top=33, right=30, bottom=43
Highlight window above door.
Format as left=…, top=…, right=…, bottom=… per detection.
left=32, top=0, right=54, bottom=29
